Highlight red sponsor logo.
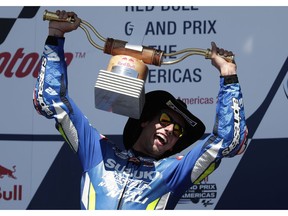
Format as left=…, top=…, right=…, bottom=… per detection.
left=0, top=165, right=22, bottom=201
left=0, top=48, right=73, bottom=78
left=0, top=165, right=17, bottom=179
left=117, top=56, right=136, bottom=69
left=0, top=185, right=22, bottom=201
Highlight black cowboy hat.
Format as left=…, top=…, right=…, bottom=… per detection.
left=123, top=90, right=206, bottom=158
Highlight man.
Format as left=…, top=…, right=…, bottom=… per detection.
left=33, top=10, right=248, bottom=210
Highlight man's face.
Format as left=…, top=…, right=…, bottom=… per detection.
left=134, top=109, right=185, bottom=159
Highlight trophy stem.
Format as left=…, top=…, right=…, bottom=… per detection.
left=43, top=10, right=235, bottom=66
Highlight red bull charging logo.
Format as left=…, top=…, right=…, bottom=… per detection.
left=0, top=164, right=22, bottom=201
left=0, top=165, right=17, bottom=179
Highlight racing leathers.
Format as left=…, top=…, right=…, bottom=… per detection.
left=33, top=36, right=248, bottom=210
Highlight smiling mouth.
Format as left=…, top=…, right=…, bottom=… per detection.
left=156, top=133, right=167, bottom=145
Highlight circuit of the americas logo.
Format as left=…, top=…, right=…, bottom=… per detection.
left=0, top=6, right=40, bottom=45
left=179, top=183, right=217, bottom=207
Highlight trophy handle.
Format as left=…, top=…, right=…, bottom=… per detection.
left=43, top=10, right=235, bottom=65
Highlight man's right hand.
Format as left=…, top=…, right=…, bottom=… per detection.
left=48, top=10, right=81, bottom=37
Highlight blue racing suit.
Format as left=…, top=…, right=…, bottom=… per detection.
left=33, top=36, right=248, bottom=210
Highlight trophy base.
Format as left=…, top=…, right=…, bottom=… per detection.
left=94, top=70, right=145, bottom=119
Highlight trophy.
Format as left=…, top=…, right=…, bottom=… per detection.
left=43, top=10, right=234, bottom=119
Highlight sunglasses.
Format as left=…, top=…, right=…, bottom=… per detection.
left=159, top=112, right=184, bottom=138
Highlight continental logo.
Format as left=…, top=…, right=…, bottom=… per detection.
left=0, top=6, right=39, bottom=45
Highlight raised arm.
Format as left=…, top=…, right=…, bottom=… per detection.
left=33, top=10, right=103, bottom=170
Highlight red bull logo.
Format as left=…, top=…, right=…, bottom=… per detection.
left=0, top=185, right=22, bottom=201
left=0, top=165, right=22, bottom=201
left=117, top=56, right=136, bottom=70
left=0, top=165, right=17, bottom=179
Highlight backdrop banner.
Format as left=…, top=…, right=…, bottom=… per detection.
left=0, top=6, right=287, bottom=210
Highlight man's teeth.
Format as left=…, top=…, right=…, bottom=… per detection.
left=157, top=133, right=167, bottom=144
